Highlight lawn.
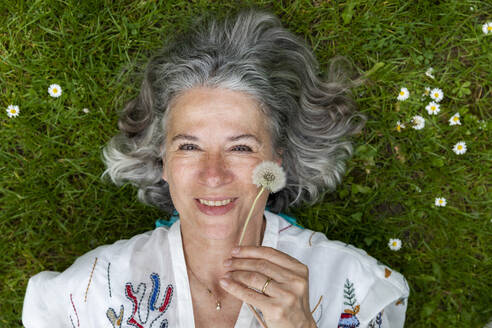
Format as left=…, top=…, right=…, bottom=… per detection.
left=0, top=0, right=491, bottom=327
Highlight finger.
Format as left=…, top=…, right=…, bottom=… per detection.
left=228, top=270, right=289, bottom=298
left=232, top=246, right=308, bottom=277
left=219, top=277, right=271, bottom=310
left=226, top=257, right=296, bottom=284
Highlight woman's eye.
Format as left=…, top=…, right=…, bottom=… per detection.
left=178, top=144, right=197, bottom=151
left=232, top=145, right=252, bottom=152
left=177, top=144, right=252, bottom=152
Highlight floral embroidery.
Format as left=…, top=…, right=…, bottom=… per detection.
left=107, top=262, right=112, bottom=298
left=106, top=305, right=124, bottom=328
left=395, top=297, right=406, bottom=306
left=84, top=257, right=98, bottom=302
left=337, top=279, right=360, bottom=328
left=368, top=311, right=383, bottom=328
left=69, top=293, right=80, bottom=327
left=107, top=273, right=173, bottom=328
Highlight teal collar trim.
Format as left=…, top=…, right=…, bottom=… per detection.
left=154, top=206, right=303, bottom=229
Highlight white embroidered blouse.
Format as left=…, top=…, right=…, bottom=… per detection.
left=22, top=210, right=410, bottom=327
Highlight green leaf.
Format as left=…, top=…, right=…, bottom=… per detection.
left=431, top=158, right=444, bottom=167
left=351, top=212, right=363, bottom=222
left=352, top=184, right=372, bottom=195
left=339, top=188, right=350, bottom=199
left=342, top=0, right=357, bottom=25
left=432, top=262, right=442, bottom=281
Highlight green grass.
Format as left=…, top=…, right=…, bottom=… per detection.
left=1, top=0, right=491, bottom=326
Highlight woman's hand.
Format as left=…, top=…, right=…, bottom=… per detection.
left=219, top=246, right=316, bottom=328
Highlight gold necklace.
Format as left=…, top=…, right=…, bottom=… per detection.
left=187, top=266, right=222, bottom=311
left=185, top=215, right=267, bottom=312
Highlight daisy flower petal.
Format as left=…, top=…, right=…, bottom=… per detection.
left=449, top=112, right=461, bottom=126
left=426, top=101, right=440, bottom=115
left=435, top=197, right=447, bottom=207
left=396, top=120, right=405, bottom=132
left=388, top=238, right=402, bottom=251
left=430, top=88, right=444, bottom=102
left=397, top=87, right=410, bottom=101
left=425, top=67, right=435, bottom=79
left=6, top=105, right=20, bottom=118
left=48, top=84, right=62, bottom=98
left=482, top=22, right=492, bottom=35
left=452, top=141, right=467, bottom=155
left=411, top=115, right=425, bottom=130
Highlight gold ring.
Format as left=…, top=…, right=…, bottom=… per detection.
left=261, top=277, right=272, bottom=294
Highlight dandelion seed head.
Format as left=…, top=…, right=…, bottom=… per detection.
left=252, top=161, right=286, bottom=193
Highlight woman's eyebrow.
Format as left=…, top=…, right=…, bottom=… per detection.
left=171, top=133, right=262, bottom=145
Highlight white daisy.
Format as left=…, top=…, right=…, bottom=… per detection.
left=449, top=112, right=461, bottom=126
left=411, top=115, right=425, bottom=130
left=430, top=88, right=444, bottom=102
left=425, top=67, right=435, bottom=79
left=83, top=108, right=90, bottom=113
left=453, top=141, right=467, bottom=155
left=48, top=84, right=62, bottom=98
left=397, top=87, right=410, bottom=101
left=6, top=105, right=20, bottom=118
left=396, top=121, right=405, bottom=132
left=482, top=22, right=492, bottom=35
left=435, top=197, right=447, bottom=207
left=426, top=101, right=440, bottom=115
left=388, top=238, right=402, bottom=251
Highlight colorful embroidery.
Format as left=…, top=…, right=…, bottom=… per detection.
left=395, top=297, right=406, bottom=306
left=368, top=311, right=383, bottom=328
left=69, top=293, right=80, bottom=327
left=107, top=305, right=124, bottom=328
left=337, top=279, right=360, bottom=328
left=278, top=224, right=293, bottom=233
left=107, top=273, right=173, bottom=328
left=308, top=231, right=316, bottom=246
left=84, top=257, right=98, bottom=302
left=311, top=295, right=323, bottom=325
left=108, top=262, right=112, bottom=298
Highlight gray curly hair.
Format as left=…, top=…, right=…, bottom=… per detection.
left=101, top=8, right=366, bottom=215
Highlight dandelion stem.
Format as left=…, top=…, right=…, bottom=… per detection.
left=238, top=186, right=265, bottom=246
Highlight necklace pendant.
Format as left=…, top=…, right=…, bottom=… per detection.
left=216, top=301, right=221, bottom=311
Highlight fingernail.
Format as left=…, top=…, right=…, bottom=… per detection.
left=223, top=259, right=232, bottom=267
left=219, top=279, right=229, bottom=287
left=231, top=247, right=240, bottom=255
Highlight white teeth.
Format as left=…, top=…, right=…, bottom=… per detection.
left=198, top=198, right=234, bottom=206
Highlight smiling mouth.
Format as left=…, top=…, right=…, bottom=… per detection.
left=196, top=198, right=237, bottom=206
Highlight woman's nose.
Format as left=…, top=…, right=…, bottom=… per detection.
left=198, top=152, right=233, bottom=187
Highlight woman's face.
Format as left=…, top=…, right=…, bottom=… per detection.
left=162, top=87, right=281, bottom=240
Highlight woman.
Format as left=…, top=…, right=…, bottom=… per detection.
left=23, top=8, right=409, bottom=328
